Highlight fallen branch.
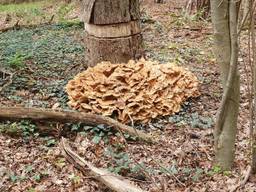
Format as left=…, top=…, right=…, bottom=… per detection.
left=60, top=137, right=146, bottom=192
left=0, top=20, right=20, bottom=32
left=0, top=107, right=153, bottom=143
left=230, top=166, right=251, bottom=192
left=0, top=70, right=15, bottom=93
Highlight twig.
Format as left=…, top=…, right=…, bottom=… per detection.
left=0, top=71, right=15, bottom=93
left=230, top=166, right=251, bottom=192
left=48, top=15, right=55, bottom=24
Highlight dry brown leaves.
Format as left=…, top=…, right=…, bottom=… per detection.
left=66, top=59, right=199, bottom=123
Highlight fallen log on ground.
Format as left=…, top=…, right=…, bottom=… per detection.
left=0, top=107, right=153, bottom=142
left=60, top=137, right=146, bottom=192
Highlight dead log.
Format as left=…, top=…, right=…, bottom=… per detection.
left=0, top=107, right=153, bottom=143
left=60, top=137, right=146, bottom=192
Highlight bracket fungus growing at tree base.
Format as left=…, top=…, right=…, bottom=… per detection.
left=66, top=59, right=199, bottom=123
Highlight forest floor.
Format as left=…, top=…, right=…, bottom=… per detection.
left=0, top=0, right=254, bottom=192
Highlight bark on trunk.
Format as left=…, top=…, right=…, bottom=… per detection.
left=249, top=0, right=256, bottom=174
left=210, top=0, right=240, bottom=170
left=82, top=0, right=143, bottom=66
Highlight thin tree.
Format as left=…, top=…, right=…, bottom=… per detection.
left=246, top=0, right=256, bottom=175
left=186, top=0, right=210, bottom=18
left=210, top=0, right=240, bottom=170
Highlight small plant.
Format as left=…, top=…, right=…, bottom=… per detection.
left=70, top=122, right=83, bottom=132
left=55, top=20, right=83, bottom=30
left=192, top=168, right=204, bottom=181
left=57, top=3, right=74, bottom=22
left=30, top=8, right=43, bottom=17
left=9, top=174, right=27, bottom=183
left=190, top=112, right=214, bottom=129
left=25, top=165, right=34, bottom=174
left=131, top=163, right=148, bottom=174
left=165, top=164, right=179, bottom=175
left=141, top=10, right=155, bottom=24
left=187, top=9, right=206, bottom=21
left=223, top=170, right=232, bottom=176
left=55, top=158, right=66, bottom=169
left=0, top=121, right=37, bottom=137
left=169, top=112, right=214, bottom=129
left=206, top=165, right=222, bottom=176
left=19, top=120, right=37, bottom=137
left=154, top=21, right=164, bottom=33
left=7, top=52, right=31, bottom=68
left=170, top=10, right=206, bottom=28
left=33, top=174, right=41, bottom=182
left=105, top=147, right=132, bottom=174
left=45, top=137, right=56, bottom=147
left=69, top=173, right=81, bottom=185
left=10, top=174, right=19, bottom=182
left=90, top=124, right=113, bottom=144
left=0, top=123, right=15, bottom=135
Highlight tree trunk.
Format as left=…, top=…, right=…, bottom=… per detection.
left=82, top=0, right=143, bottom=67
left=248, top=0, right=256, bottom=174
left=210, top=0, right=240, bottom=170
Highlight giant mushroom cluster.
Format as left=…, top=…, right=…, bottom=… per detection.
left=66, top=59, right=199, bottom=123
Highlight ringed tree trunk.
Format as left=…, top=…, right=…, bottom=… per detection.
left=82, top=0, right=143, bottom=67
left=210, top=0, right=240, bottom=170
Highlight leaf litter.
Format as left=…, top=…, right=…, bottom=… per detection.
left=0, top=0, right=255, bottom=191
